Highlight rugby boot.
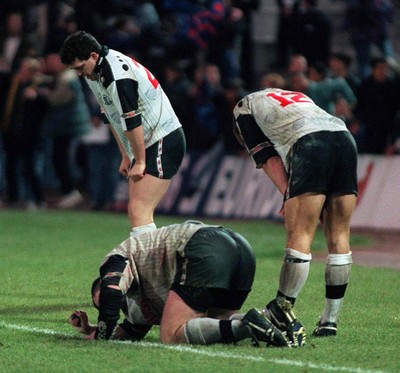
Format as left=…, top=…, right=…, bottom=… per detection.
left=264, top=297, right=306, bottom=347
left=242, top=308, right=291, bottom=348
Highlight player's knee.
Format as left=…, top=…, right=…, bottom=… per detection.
left=160, top=325, right=184, bottom=344
left=159, top=328, right=174, bottom=344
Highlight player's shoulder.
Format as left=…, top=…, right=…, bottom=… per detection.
left=101, top=49, right=134, bottom=85
left=234, top=88, right=281, bottom=113
left=106, top=49, right=128, bottom=64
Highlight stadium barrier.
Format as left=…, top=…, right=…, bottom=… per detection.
left=114, top=147, right=400, bottom=230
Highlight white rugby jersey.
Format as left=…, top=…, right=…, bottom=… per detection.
left=233, top=88, right=348, bottom=169
left=100, top=221, right=217, bottom=325
left=86, top=48, right=182, bottom=160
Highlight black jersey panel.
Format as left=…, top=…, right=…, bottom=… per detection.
left=115, top=79, right=139, bottom=113
left=236, top=113, right=279, bottom=166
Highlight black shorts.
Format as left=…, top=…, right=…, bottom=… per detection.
left=131, top=127, right=186, bottom=179
left=172, top=227, right=256, bottom=312
left=286, top=131, right=358, bottom=199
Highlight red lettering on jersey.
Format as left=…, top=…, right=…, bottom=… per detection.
left=266, top=91, right=312, bottom=107
left=131, top=58, right=159, bottom=89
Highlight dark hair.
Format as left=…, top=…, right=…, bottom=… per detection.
left=309, top=61, right=328, bottom=77
left=305, top=0, right=318, bottom=6
left=59, top=31, right=101, bottom=65
left=331, top=52, right=352, bottom=67
left=370, top=57, right=387, bottom=68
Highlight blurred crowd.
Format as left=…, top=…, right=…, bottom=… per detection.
left=0, top=0, right=400, bottom=211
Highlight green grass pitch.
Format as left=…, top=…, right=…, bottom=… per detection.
left=0, top=209, right=398, bottom=373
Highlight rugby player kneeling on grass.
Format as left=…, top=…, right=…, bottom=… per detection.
left=69, top=221, right=290, bottom=347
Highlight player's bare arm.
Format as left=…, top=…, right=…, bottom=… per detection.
left=261, top=156, right=288, bottom=195
left=69, top=310, right=135, bottom=341
left=125, top=126, right=146, bottom=181
left=109, top=126, right=131, bottom=177
left=94, top=259, right=128, bottom=340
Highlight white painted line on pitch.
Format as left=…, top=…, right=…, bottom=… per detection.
left=118, top=340, right=263, bottom=362
left=0, top=322, right=69, bottom=337
left=0, top=321, right=262, bottom=363
left=0, top=321, right=393, bottom=373
left=268, top=358, right=392, bottom=373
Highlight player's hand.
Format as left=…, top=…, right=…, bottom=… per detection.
left=119, top=158, right=131, bottom=178
left=69, top=310, right=95, bottom=335
left=127, top=162, right=146, bottom=182
left=85, top=330, right=96, bottom=340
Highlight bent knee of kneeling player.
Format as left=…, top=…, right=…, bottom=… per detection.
left=160, top=325, right=186, bottom=344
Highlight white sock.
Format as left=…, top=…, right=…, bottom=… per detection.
left=320, top=298, right=343, bottom=324
left=183, top=318, right=249, bottom=345
left=279, top=248, right=312, bottom=299
left=130, top=223, right=157, bottom=238
left=320, top=252, right=352, bottom=324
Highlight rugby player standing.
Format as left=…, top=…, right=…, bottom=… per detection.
left=60, top=31, right=186, bottom=238
left=233, top=88, right=358, bottom=346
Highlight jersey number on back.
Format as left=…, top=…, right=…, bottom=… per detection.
left=266, top=91, right=312, bottom=107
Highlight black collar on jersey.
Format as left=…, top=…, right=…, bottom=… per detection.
left=94, top=45, right=109, bottom=74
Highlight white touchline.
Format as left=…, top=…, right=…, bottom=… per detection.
left=0, top=321, right=392, bottom=373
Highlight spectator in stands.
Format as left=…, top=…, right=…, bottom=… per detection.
left=104, top=15, right=141, bottom=57
left=0, top=11, right=40, bottom=75
left=45, top=5, right=78, bottom=55
left=273, top=0, right=300, bottom=69
left=259, top=72, right=287, bottom=89
left=80, top=89, right=121, bottom=211
left=134, top=0, right=162, bottom=33
left=102, top=2, right=165, bottom=77
left=0, top=11, right=41, bottom=121
left=329, top=52, right=361, bottom=95
left=354, top=57, right=400, bottom=154
left=183, top=76, right=248, bottom=197
left=292, top=0, right=332, bottom=66
left=188, top=63, right=223, bottom=150
left=40, top=53, right=91, bottom=209
left=285, top=53, right=308, bottom=83
left=73, top=0, right=118, bottom=43
left=288, top=54, right=308, bottom=75
left=288, top=62, right=356, bottom=116
left=232, top=0, right=260, bottom=89
left=0, top=57, right=48, bottom=209
left=207, top=0, right=245, bottom=84
left=215, top=78, right=249, bottom=154
left=309, top=62, right=356, bottom=113
left=162, top=0, right=226, bottom=62
left=344, top=0, right=397, bottom=79
left=376, top=1, right=395, bottom=57
left=162, top=61, right=194, bottom=144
